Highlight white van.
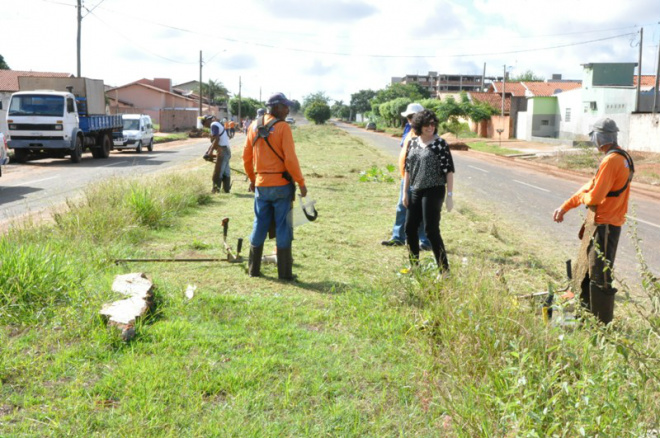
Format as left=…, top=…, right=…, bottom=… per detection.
left=113, top=114, right=154, bottom=153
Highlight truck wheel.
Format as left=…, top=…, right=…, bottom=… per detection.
left=14, top=149, right=29, bottom=163
left=147, top=138, right=153, bottom=152
left=100, top=134, right=111, bottom=158
left=136, top=141, right=142, bottom=154
left=71, top=137, right=83, bottom=163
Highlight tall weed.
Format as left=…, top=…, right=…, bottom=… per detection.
left=403, top=257, right=660, bottom=435
left=0, top=239, right=83, bottom=323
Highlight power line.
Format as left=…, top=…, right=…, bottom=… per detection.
left=85, top=10, right=197, bottom=65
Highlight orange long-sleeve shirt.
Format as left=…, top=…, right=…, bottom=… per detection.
left=560, top=151, right=632, bottom=226
left=243, top=115, right=305, bottom=187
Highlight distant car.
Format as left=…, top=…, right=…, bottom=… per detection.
left=285, top=117, right=295, bottom=125
left=113, top=114, right=154, bottom=153
left=0, top=132, right=9, bottom=177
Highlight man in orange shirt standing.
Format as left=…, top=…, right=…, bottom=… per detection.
left=553, top=118, right=634, bottom=324
left=243, top=92, right=307, bottom=280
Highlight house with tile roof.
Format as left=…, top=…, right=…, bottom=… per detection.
left=106, top=78, right=227, bottom=131
left=0, top=70, right=73, bottom=134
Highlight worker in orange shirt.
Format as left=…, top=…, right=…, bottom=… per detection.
left=243, top=92, right=307, bottom=280
left=228, top=119, right=236, bottom=138
left=553, top=118, right=634, bottom=324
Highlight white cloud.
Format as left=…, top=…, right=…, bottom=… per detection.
left=1, top=0, right=658, bottom=103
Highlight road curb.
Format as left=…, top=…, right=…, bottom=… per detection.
left=458, top=148, right=660, bottom=202
left=337, top=121, right=660, bottom=202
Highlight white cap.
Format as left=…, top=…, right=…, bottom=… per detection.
left=401, top=103, right=424, bottom=117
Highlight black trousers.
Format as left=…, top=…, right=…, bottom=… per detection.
left=580, top=224, right=621, bottom=308
left=405, top=185, right=449, bottom=270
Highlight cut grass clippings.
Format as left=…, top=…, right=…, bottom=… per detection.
left=1, top=124, right=659, bottom=436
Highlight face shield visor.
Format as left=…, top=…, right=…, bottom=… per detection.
left=590, top=131, right=617, bottom=148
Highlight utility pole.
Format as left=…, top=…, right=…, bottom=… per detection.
left=501, top=64, right=506, bottom=117
left=654, top=34, right=660, bottom=114
left=199, top=50, right=203, bottom=117
left=636, top=28, right=643, bottom=113
left=238, top=76, right=242, bottom=122
left=481, top=62, right=486, bottom=92
left=77, top=0, right=82, bottom=77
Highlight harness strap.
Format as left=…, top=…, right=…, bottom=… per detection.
left=251, top=115, right=286, bottom=174
left=605, top=147, right=635, bottom=197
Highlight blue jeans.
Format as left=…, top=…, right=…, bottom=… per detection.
left=249, top=183, right=294, bottom=248
left=391, top=179, right=430, bottom=245
left=212, top=146, right=231, bottom=188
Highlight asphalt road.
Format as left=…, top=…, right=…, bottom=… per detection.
left=0, top=135, right=245, bottom=225
left=336, top=122, right=660, bottom=289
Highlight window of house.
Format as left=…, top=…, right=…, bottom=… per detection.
left=565, top=108, right=571, bottom=122
left=541, top=120, right=549, bottom=126
left=590, top=101, right=597, bottom=111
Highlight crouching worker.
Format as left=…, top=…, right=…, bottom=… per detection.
left=243, top=92, right=307, bottom=280
left=553, top=118, right=634, bottom=325
left=201, top=114, right=232, bottom=193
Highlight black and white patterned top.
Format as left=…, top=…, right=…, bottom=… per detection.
left=405, top=136, right=455, bottom=191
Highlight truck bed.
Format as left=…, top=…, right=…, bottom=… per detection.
left=79, top=114, right=123, bottom=134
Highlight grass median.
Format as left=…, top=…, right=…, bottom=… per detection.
left=1, top=124, right=659, bottom=436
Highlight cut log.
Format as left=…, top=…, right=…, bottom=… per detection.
left=100, top=272, right=154, bottom=341
left=111, top=272, right=154, bottom=299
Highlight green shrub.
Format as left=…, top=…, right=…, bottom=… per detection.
left=305, top=101, right=332, bottom=125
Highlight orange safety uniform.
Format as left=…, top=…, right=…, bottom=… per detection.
left=243, top=115, right=305, bottom=187
left=560, top=152, right=632, bottom=226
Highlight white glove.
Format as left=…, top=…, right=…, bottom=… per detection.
left=445, top=195, right=453, bottom=212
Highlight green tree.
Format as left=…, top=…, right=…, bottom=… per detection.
left=378, top=97, right=411, bottom=127
left=228, top=97, right=261, bottom=119
left=331, top=100, right=351, bottom=120
left=350, top=89, right=377, bottom=117
left=510, top=69, right=544, bottom=82
left=434, top=92, right=497, bottom=137
left=290, top=100, right=301, bottom=114
left=0, top=55, right=9, bottom=70
left=435, top=93, right=470, bottom=137
left=196, top=79, right=229, bottom=105
left=373, top=83, right=429, bottom=105
left=302, top=91, right=331, bottom=110
left=419, top=98, right=442, bottom=114
left=305, top=101, right=331, bottom=125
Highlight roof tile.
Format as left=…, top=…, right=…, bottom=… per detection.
left=0, top=70, right=73, bottom=92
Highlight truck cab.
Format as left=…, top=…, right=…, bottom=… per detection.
left=6, top=91, right=79, bottom=162
left=5, top=77, right=122, bottom=163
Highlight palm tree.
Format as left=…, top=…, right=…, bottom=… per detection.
left=196, top=79, right=229, bottom=105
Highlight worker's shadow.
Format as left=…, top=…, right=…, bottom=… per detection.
left=231, top=193, right=254, bottom=199
left=257, top=274, right=348, bottom=295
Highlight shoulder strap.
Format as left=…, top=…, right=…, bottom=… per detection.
left=605, top=147, right=635, bottom=197
left=252, top=115, right=285, bottom=162
left=404, top=136, right=416, bottom=164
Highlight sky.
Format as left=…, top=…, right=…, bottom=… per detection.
left=1, top=0, right=660, bottom=104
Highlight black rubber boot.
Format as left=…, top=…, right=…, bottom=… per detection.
left=589, top=281, right=616, bottom=325
left=277, top=247, right=293, bottom=280
left=248, top=245, right=263, bottom=277
left=222, top=176, right=232, bottom=193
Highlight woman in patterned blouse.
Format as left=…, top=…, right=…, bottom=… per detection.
left=402, top=109, right=455, bottom=273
